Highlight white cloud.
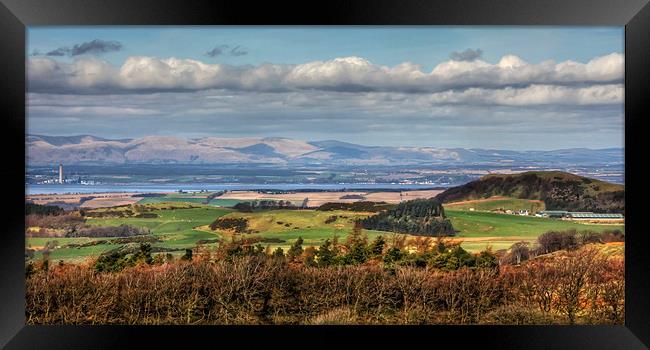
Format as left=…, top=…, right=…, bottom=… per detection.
left=27, top=88, right=623, bottom=149
left=428, top=84, right=623, bottom=106
left=27, top=53, right=624, bottom=96
left=29, top=105, right=158, bottom=116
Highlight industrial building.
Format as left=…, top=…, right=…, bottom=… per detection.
left=58, top=164, right=64, bottom=184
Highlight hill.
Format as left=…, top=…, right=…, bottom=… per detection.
left=27, top=134, right=623, bottom=168
left=435, top=171, right=624, bottom=214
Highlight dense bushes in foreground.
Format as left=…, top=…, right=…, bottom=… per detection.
left=26, top=239, right=622, bottom=325
left=501, top=229, right=624, bottom=265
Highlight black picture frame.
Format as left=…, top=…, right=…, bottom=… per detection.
left=1, top=0, right=649, bottom=348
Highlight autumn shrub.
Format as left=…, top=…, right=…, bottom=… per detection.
left=25, top=243, right=623, bottom=325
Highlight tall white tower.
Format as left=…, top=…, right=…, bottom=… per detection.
left=58, top=164, right=64, bottom=184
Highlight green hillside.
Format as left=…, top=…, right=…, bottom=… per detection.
left=435, top=171, right=624, bottom=213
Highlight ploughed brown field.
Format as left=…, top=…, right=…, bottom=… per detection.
left=26, top=189, right=445, bottom=209
left=26, top=193, right=142, bottom=209
left=218, top=189, right=444, bottom=207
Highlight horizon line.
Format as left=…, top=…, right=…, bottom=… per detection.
left=27, top=133, right=625, bottom=153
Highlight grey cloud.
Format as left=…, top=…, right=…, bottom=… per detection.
left=206, top=45, right=229, bottom=57
left=42, top=39, right=122, bottom=57
left=27, top=89, right=623, bottom=137
left=46, top=47, right=70, bottom=56
left=206, top=44, right=249, bottom=57
left=230, top=45, right=248, bottom=56
left=70, top=39, right=122, bottom=55
left=450, top=48, right=483, bottom=61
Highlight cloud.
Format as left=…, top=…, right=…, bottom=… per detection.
left=450, top=48, right=483, bottom=61
left=70, top=39, right=122, bottom=55
left=45, top=47, right=70, bottom=56
left=428, top=84, right=623, bottom=106
left=28, top=52, right=623, bottom=98
left=26, top=89, right=624, bottom=149
left=29, top=105, right=158, bottom=116
left=206, top=44, right=249, bottom=57
left=40, top=39, right=123, bottom=57
left=206, top=45, right=229, bottom=57
left=229, top=45, right=248, bottom=56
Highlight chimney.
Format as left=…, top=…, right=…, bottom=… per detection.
left=58, top=164, right=64, bottom=184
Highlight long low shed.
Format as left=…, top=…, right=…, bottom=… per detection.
left=562, top=212, right=624, bottom=223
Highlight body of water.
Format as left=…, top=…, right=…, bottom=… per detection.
left=26, top=183, right=445, bottom=195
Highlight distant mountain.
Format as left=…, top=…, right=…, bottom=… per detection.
left=27, top=135, right=132, bottom=146
left=26, top=134, right=623, bottom=168
left=435, top=171, right=625, bottom=213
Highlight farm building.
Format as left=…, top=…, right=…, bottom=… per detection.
left=536, top=210, right=624, bottom=223
left=536, top=210, right=569, bottom=218
left=564, top=212, right=624, bottom=223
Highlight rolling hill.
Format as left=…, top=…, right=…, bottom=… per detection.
left=435, top=171, right=624, bottom=213
left=27, top=134, right=624, bottom=168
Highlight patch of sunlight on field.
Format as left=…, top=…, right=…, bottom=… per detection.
left=35, top=206, right=232, bottom=262
left=460, top=241, right=517, bottom=253
left=32, top=243, right=117, bottom=262
left=33, top=202, right=625, bottom=262
left=447, top=210, right=624, bottom=238
left=445, top=196, right=545, bottom=213
left=137, top=195, right=252, bottom=207
left=222, top=209, right=372, bottom=234
left=198, top=209, right=400, bottom=250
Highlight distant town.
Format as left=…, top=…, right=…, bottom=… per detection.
left=28, top=164, right=102, bottom=186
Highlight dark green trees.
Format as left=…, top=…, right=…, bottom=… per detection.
left=360, top=198, right=455, bottom=236
left=287, top=237, right=304, bottom=262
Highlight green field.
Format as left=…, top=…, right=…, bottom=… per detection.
left=197, top=209, right=391, bottom=250
left=136, top=196, right=211, bottom=205
left=136, top=194, right=288, bottom=208
left=27, top=199, right=625, bottom=262
left=28, top=205, right=230, bottom=262
left=445, top=197, right=545, bottom=213
left=446, top=210, right=624, bottom=252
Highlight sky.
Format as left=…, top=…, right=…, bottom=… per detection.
left=26, top=26, right=624, bottom=150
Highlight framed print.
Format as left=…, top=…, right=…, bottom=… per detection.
left=1, top=0, right=649, bottom=348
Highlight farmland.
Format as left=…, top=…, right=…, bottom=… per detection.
left=195, top=209, right=391, bottom=250
left=27, top=204, right=230, bottom=261
left=446, top=210, right=623, bottom=252
left=135, top=194, right=269, bottom=207
left=26, top=196, right=624, bottom=263
left=444, top=196, right=545, bottom=213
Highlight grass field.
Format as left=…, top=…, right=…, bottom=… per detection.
left=446, top=210, right=624, bottom=252
left=27, top=199, right=625, bottom=262
left=136, top=195, right=280, bottom=208
left=28, top=205, right=230, bottom=262
left=445, top=196, right=545, bottom=213
left=195, top=209, right=391, bottom=250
